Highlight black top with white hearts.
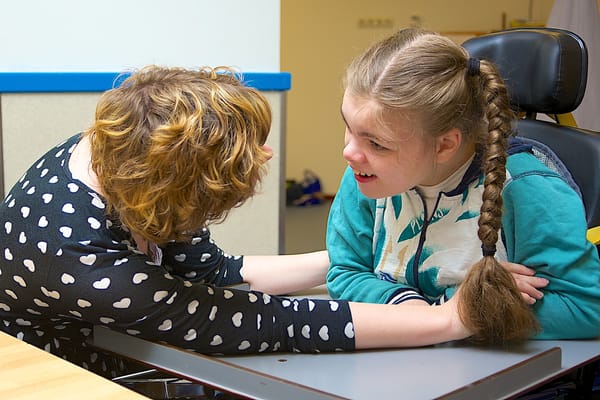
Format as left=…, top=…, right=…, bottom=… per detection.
left=0, top=134, right=355, bottom=379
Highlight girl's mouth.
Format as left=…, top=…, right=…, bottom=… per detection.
left=353, top=170, right=377, bottom=183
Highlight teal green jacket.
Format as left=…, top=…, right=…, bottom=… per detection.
left=327, top=147, right=600, bottom=340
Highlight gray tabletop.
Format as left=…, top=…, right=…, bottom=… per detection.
left=93, top=326, right=600, bottom=400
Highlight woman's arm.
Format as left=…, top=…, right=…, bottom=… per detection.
left=241, top=250, right=329, bottom=295
left=351, top=295, right=470, bottom=348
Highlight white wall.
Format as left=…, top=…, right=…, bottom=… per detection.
left=0, top=0, right=280, bottom=72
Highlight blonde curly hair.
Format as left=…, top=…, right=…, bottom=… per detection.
left=86, top=65, right=272, bottom=245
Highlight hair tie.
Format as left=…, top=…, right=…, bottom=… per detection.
left=467, top=57, right=481, bottom=76
left=481, top=244, right=496, bottom=257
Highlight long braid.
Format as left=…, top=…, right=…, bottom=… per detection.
left=457, top=59, right=540, bottom=344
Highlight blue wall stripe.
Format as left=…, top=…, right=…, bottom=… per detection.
left=0, top=72, right=291, bottom=92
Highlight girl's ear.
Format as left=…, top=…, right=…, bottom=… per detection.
left=435, top=128, right=463, bottom=163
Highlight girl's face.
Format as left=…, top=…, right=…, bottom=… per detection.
left=340, top=91, right=439, bottom=199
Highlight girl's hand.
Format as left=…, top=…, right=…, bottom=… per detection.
left=500, top=261, right=549, bottom=305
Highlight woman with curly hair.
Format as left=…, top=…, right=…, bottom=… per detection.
left=0, top=65, right=469, bottom=380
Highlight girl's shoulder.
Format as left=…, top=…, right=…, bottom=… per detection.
left=507, top=136, right=581, bottom=197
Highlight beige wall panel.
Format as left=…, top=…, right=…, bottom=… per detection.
left=1, top=93, right=100, bottom=192
left=1, top=91, right=285, bottom=255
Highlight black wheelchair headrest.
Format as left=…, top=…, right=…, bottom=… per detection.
left=462, top=28, right=588, bottom=115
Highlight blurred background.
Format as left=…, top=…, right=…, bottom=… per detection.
left=281, top=0, right=599, bottom=253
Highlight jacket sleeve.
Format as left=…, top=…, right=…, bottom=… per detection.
left=326, top=167, right=420, bottom=304
left=161, top=227, right=244, bottom=286
left=503, top=153, right=600, bottom=339
left=57, top=237, right=354, bottom=355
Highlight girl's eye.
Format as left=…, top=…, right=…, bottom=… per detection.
left=370, top=140, right=388, bottom=151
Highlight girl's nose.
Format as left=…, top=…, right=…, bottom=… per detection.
left=342, top=135, right=361, bottom=164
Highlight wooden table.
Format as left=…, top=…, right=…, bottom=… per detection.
left=0, top=331, right=149, bottom=399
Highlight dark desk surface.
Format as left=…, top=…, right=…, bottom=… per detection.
left=93, top=325, right=600, bottom=400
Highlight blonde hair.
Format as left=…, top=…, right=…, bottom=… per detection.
left=346, top=29, right=538, bottom=343
left=86, top=65, right=272, bottom=245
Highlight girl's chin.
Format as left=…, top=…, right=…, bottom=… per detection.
left=356, top=183, right=384, bottom=199
left=356, top=181, right=405, bottom=199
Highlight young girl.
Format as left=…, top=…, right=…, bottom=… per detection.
left=0, top=65, right=469, bottom=380
left=326, top=28, right=600, bottom=343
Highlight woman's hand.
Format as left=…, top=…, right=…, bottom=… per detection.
left=440, top=290, right=473, bottom=340
left=500, top=261, right=549, bottom=305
